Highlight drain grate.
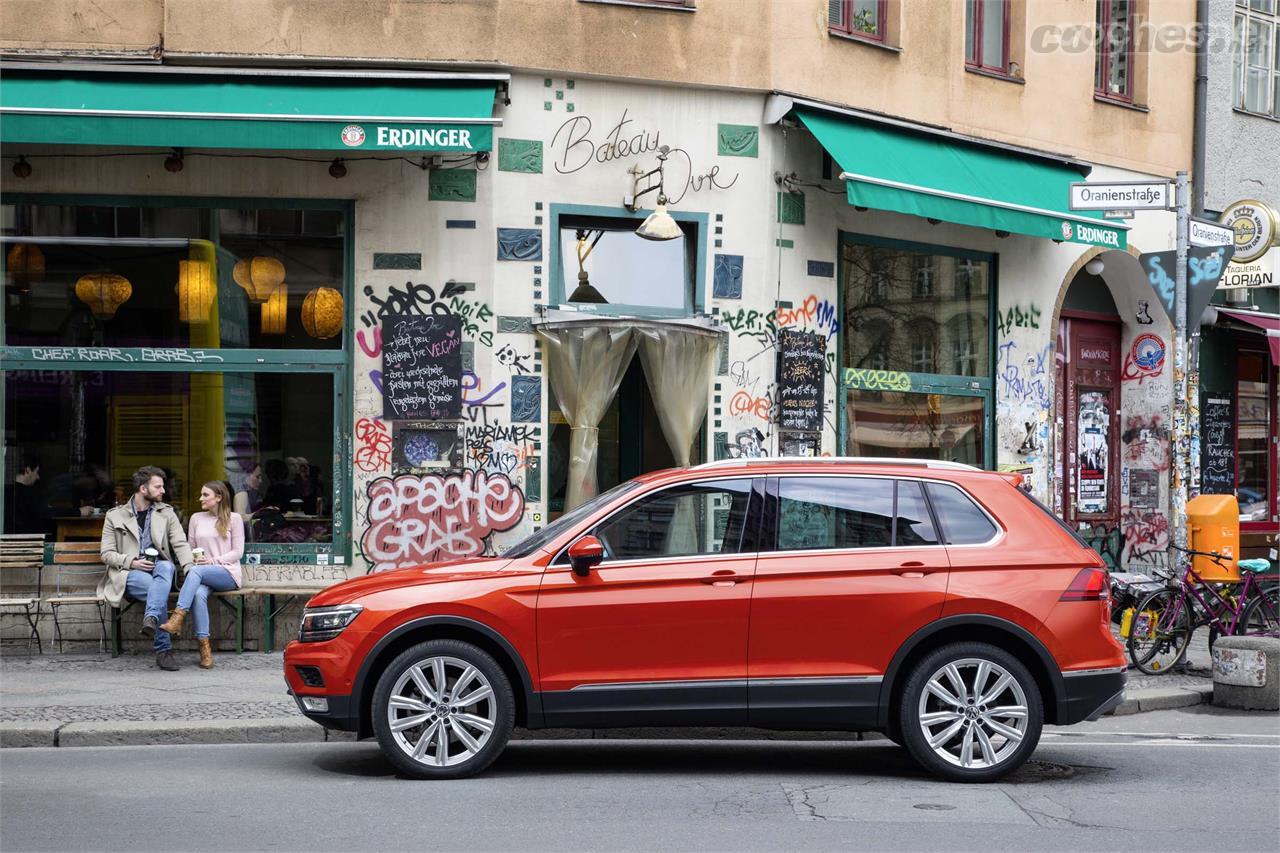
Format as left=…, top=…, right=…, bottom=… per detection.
left=1007, top=759, right=1076, bottom=783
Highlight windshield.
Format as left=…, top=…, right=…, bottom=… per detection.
left=500, top=479, right=643, bottom=559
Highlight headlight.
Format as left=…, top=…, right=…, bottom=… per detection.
left=298, top=604, right=363, bottom=642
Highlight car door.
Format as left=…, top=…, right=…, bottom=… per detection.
left=537, top=477, right=762, bottom=727
left=747, top=475, right=950, bottom=728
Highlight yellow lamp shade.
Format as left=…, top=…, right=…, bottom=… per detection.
left=261, top=282, right=287, bottom=335
left=75, top=273, right=132, bottom=320
left=233, top=256, right=286, bottom=303
left=301, top=286, right=343, bottom=339
left=177, top=259, right=216, bottom=324
left=6, top=243, right=45, bottom=289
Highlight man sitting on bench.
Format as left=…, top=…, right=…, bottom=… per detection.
left=97, top=466, right=194, bottom=671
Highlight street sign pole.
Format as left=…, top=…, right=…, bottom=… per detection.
left=1172, top=171, right=1192, bottom=573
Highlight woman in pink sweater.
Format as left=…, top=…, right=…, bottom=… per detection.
left=159, top=481, right=244, bottom=668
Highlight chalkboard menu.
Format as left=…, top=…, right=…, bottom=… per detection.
left=777, top=329, right=825, bottom=433
left=1201, top=393, right=1235, bottom=495
left=382, top=314, right=463, bottom=421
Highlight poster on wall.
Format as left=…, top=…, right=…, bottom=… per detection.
left=1200, top=393, right=1236, bottom=495
left=776, top=329, right=825, bottom=434
left=381, top=314, right=463, bottom=421
left=1077, top=390, right=1110, bottom=514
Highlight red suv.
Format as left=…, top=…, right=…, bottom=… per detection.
left=284, top=458, right=1124, bottom=782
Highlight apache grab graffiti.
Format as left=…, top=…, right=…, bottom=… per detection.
left=361, top=471, right=526, bottom=572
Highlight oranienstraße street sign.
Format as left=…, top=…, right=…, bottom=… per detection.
left=1190, top=217, right=1236, bottom=250
left=1069, top=181, right=1171, bottom=211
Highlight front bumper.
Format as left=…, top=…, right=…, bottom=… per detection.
left=289, top=690, right=359, bottom=732
left=1058, top=667, right=1127, bottom=724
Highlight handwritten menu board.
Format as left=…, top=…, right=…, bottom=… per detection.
left=382, top=314, right=463, bottom=421
left=1200, top=393, right=1235, bottom=495
left=777, top=329, right=825, bottom=433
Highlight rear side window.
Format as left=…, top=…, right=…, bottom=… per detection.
left=926, top=482, right=998, bottom=544
left=774, top=477, right=940, bottom=550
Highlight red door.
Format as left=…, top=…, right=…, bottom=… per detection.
left=1059, top=314, right=1122, bottom=528
left=536, top=478, right=759, bottom=725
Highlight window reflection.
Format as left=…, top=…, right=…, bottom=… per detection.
left=845, top=389, right=984, bottom=467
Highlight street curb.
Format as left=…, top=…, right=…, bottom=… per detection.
left=0, top=686, right=1216, bottom=748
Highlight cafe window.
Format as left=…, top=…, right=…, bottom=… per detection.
left=1236, top=349, right=1276, bottom=525
left=2, top=195, right=351, bottom=556
left=551, top=208, right=704, bottom=318
left=839, top=233, right=994, bottom=468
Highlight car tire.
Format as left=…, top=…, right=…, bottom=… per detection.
left=897, top=642, right=1043, bottom=783
left=372, top=639, right=515, bottom=780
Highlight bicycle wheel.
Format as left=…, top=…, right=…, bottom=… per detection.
left=1127, top=589, right=1192, bottom=675
left=1239, top=587, right=1280, bottom=637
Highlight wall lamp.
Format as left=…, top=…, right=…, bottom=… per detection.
left=624, top=146, right=682, bottom=241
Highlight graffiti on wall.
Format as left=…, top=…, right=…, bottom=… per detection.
left=995, top=303, right=1042, bottom=338
left=361, top=471, right=526, bottom=572
left=354, top=417, right=393, bottom=473
left=1121, top=333, right=1166, bottom=384
left=996, top=341, right=1052, bottom=409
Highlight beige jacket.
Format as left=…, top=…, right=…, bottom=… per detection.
left=97, top=499, right=194, bottom=607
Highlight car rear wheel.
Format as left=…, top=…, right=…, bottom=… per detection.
left=372, top=639, right=514, bottom=780
left=897, top=642, right=1043, bottom=783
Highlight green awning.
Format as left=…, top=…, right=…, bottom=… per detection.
left=795, top=108, right=1127, bottom=250
left=0, top=66, right=502, bottom=153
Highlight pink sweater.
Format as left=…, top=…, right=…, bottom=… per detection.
left=186, top=512, right=245, bottom=587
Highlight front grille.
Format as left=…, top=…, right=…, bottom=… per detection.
left=295, top=665, right=325, bottom=688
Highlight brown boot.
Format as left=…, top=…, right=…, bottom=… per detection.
left=196, top=637, right=214, bottom=669
left=159, top=607, right=187, bottom=635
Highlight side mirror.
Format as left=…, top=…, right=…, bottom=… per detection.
left=567, top=535, right=605, bottom=577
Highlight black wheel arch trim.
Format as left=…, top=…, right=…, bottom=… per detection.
left=352, top=615, right=542, bottom=732
left=876, top=614, right=1065, bottom=730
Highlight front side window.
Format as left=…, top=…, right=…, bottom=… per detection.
left=829, top=0, right=887, bottom=42
left=1235, top=0, right=1280, bottom=116
left=775, top=477, right=940, bottom=551
left=926, top=481, right=999, bottom=544
left=1095, top=0, right=1134, bottom=101
left=966, top=0, right=1010, bottom=72
left=592, top=479, right=753, bottom=560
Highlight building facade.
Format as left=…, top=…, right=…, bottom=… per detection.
left=1, top=1, right=1202, bottom=628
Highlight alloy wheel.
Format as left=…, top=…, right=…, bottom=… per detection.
left=916, top=657, right=1029, bottom=770
left=385, top=655, right=498, bottom=767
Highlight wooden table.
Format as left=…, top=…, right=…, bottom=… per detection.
left=53, top=516, right=104, bottom=542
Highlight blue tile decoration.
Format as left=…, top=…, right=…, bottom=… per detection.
left=534, top=265, right=542, bottom=274
left=807, top=260, right=835, bottom=277
left=511, top=375, right=541, bottom=422
left=497, top=228, right=542, bottom=261
left=525, top=457, right=542, bottom=502
left=446, top=220, right=476, bottom=229
left=713, top=254, right=744, bottom=299
left=372, top=253, right=421, bottom=270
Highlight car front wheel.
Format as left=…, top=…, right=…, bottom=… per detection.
left=897, top=642, right=1043, bottom=782
left=371, top=639, right=515, bottom=779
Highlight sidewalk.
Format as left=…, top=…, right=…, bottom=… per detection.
left=0, top=638, right=1219, bottom=749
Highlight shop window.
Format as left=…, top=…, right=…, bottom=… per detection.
left=3, top=369, right=335, bottom=544
left=3, top=202, right=345, bottom=351
left=1234, top=0, right=1280, bottom=116
left=966, top=0, right=1010, bottom=73
left=553, top=213, right=699, bottom=316
left=828, top=0, right=890, bottom=44
left=840, top=235, right=994, bottom=468
left=1095, top=0, right=1134, bottom=101
left=1237, top=350, right=1275, bottom=523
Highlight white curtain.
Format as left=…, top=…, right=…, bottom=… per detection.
left=634, top=325, right=721, bottom=466
left=536, top=323, right=638, bottom=511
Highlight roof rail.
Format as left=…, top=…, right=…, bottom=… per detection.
left=690, top=456, right=981, bottom=472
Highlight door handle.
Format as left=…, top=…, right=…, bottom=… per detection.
left=702, top=570, right=740, bottom=587
left=893, top=561, right=928, bottom=578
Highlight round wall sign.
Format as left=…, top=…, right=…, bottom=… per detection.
left=340, top=125, right=367, bottom=148
left=1219, top=199, right=1279, bottom=263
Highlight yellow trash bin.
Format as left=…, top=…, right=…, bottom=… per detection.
left=1186, top=494, right=1240, bottom=582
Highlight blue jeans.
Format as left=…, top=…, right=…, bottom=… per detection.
left=176, top=565, right=238, bottom=639
left=125, top=560, right=174, bottom=653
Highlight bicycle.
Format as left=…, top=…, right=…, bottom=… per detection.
left=1124, top=545, right=1279, bottom=675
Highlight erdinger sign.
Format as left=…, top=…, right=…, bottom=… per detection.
left=337, top=123, right=479, bottom=152
left=1219, top=200, right=1279, bottom=264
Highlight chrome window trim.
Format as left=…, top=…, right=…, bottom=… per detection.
left=569, top=675, right=883, bottom=692
left=1061, top=665, right=1127, bottom=678
left=549, top=476, right=759, bottom=568
left=767, top=472, right=1005, bottom=553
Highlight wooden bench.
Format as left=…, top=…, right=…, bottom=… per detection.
left=0, top=533, right=46, bottom=654
left=214, top=586, right=325, bottom=653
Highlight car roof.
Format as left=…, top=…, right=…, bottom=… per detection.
left=634, top=457, right=992, bottom=485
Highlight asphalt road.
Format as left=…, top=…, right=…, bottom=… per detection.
left=2, top=706, right=1277, bottom=853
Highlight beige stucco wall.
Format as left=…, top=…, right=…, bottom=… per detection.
left=2, top=0, right=1193, bottom=176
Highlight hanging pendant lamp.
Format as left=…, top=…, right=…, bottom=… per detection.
left=261, top=282, right=288, bottom=335
left=301, top=286, right=343, bottom=339
left=176, top=259, right=215, bottom=324
left=75, top=273, right=132, bottom=320
left=233, top=256, right=286, bottom=303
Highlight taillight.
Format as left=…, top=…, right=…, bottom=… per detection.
left=1061, top=567, right=1109, bottom=601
